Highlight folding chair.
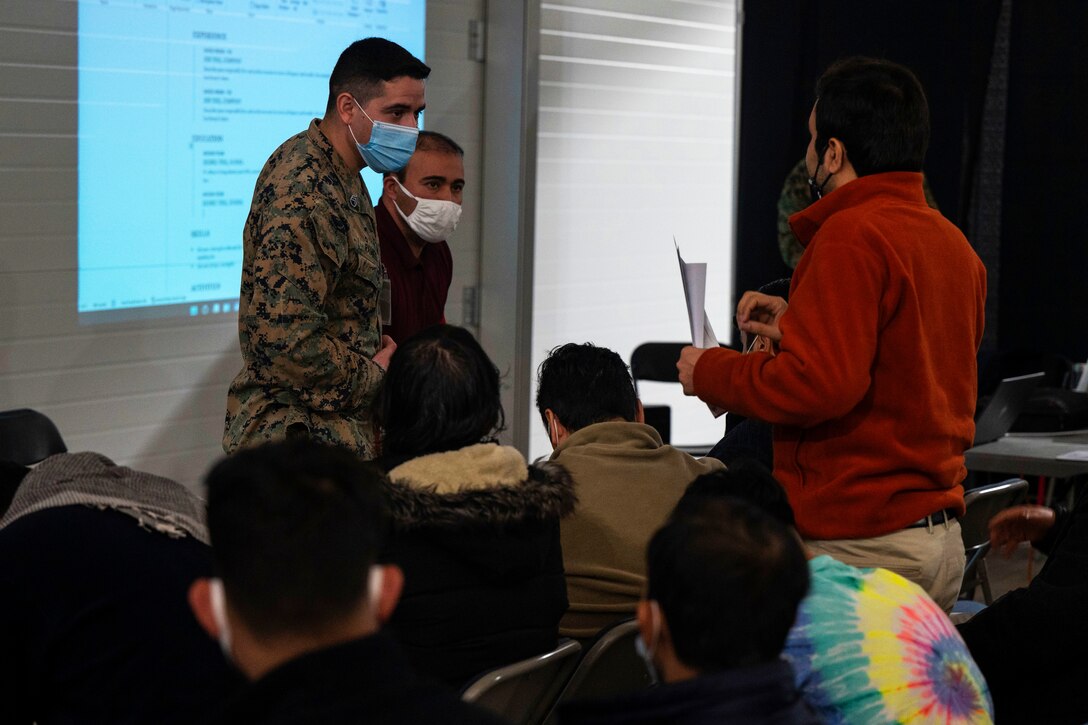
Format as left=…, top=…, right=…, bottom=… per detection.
left=630, top=342, right=719, bottom=455
left=958, top=477, right=1029, bottom=604
left=542, top=619, right=653, bottom=725
left=461, top=639, right=582, bottom=725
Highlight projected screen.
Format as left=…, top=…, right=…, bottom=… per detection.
left=77, top=0, right=425, bottom=323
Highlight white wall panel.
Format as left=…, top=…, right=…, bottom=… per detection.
left=529, top=0, right=740, bottom=459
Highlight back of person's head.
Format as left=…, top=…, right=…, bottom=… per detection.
left=387, top=130, right=465, bottom=182
left=814, top=56, right=929, bottom=176
left=647, top=497, right=808, bottom=671
left=535, top=343, right=638, bottom=432
left=414, top=130, right=463, bottom=157
left=327, top=37, right=430, bottom=112
left=204, top=439, right=386, bottom=637
left=676, top=459, right=795, bottom=528
left=377, top=324, right=504, bottom=458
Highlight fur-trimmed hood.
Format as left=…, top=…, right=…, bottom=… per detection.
left=382, top=443, right=576, bottom=531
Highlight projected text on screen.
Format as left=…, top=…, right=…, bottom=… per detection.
left=78, top=0, right=425, bottom=323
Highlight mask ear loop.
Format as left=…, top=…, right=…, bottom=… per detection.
left=209, top=578, right=233, bottom=658
left=549, top=415, right=560, bottom=448
left=367, top=565, right=384, bottom=614
left=646, top=600, right=661, bottom=659
left=635, top=600, right=662, bottom=685
left=394, top=177, right=419, bottom=201
left=807, top=141, right=834, bottom=200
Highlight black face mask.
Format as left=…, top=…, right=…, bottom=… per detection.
left=807, top=143, right=833, bottom=200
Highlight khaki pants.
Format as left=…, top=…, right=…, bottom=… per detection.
left=805, top=519, right=966, bottom=612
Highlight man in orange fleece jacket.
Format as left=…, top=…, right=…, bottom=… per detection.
left=677, top=57, right=986, bottom=611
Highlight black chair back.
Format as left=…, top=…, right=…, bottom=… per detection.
left=542, top=619, right=653, bottom=724
left=0, top=409, right=67, bottom=466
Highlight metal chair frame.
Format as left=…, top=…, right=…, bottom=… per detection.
left=461, top=639, right=582, bottom=725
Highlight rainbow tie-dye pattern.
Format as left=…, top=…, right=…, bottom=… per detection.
left=783, top=555, right=993, bottom=724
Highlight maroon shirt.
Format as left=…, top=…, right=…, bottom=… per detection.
left=375, top=200, right=453, bottom=344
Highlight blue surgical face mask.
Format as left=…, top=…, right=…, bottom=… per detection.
left=349, top=98, right=419, bottom=173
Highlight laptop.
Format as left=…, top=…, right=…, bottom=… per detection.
left=973, top=371, right=1046, bottom=445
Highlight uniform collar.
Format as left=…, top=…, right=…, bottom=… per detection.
left=306, top=118, right=368, bottom=214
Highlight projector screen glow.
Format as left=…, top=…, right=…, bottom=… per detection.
left=77, top=0, right=425, bottom=323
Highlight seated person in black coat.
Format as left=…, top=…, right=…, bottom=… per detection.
left=559, top=496, right=818, bottom=725
left=957, top=493, right=1088, bottom=725
left=0, top=453, right=240, bottom=725
left=374, top=324, right=575, bottom=687
left=187, top=440, right=504, bottom=725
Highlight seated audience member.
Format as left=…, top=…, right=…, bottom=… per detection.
left=188, top=439, right=504, bottom=724
left=957, top=495, right=1088, bottom=725
left=377, top=130, right=465, bottom=344
left=680, top=462, right=993, bottom=724
left=535, top=342, right=724, bottom=639
left=0, top=453, right=240, bottom=724
left=375, top=324, right=574, bottom=686
left=560, top=496, right=817, bottom=724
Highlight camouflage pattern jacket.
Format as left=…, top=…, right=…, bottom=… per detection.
left=224, top=119, right=384, bottom=457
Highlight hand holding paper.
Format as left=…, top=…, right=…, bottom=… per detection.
left=675, top=240, right=725, bottom=417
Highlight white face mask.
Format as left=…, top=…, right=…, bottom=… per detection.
left=393, top=178, right=462, bottom=243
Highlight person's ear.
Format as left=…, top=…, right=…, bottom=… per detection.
left=824, top=137, right=848, bottom=174
left=382, top=173, right=400, bottom=198
left=188, top=578, right=220, bottom=640
left=375, top=565, right=404, bottom=624
left=635, top=400, right=645, bottom=424
left=544, top=409, right=569, bottom=449
left=336, top=92, right=359, bottom=126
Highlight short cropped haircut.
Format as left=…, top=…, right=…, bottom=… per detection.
left=676, top=459, right=796, bottom=529
left=204, top=440, right=387, bottom=637
left=389, top=130, right=465, bottom=182
left=327, top=37, right=430, bottom=113
left=814, top=56, right=929, bottom=176
left=648, top=497, right=809, bottom=671
left=376, top=325, right=504, bottom=458
left=535, top=343, right=638, bottom=432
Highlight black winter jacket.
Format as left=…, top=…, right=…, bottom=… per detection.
left=378, top=443, right=576, bottom=687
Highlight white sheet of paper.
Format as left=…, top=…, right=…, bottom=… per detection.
left=675, top=241, right=720, bottom=349
left=1056, top=450, right=1088, bottom=461
left=675, top=240, right=724, bottom=418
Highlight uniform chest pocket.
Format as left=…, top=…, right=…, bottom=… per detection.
left=353, top=248, right=381, bottom=291
left=309, top=209, right=380, bottom=294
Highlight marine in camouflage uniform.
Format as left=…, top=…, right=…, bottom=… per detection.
left=224, top=119, right=384, bottom=457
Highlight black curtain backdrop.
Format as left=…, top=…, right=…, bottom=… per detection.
left=732, top=1, right=1088, bottom=366
left=999, top=1, right=1088, bottom=365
